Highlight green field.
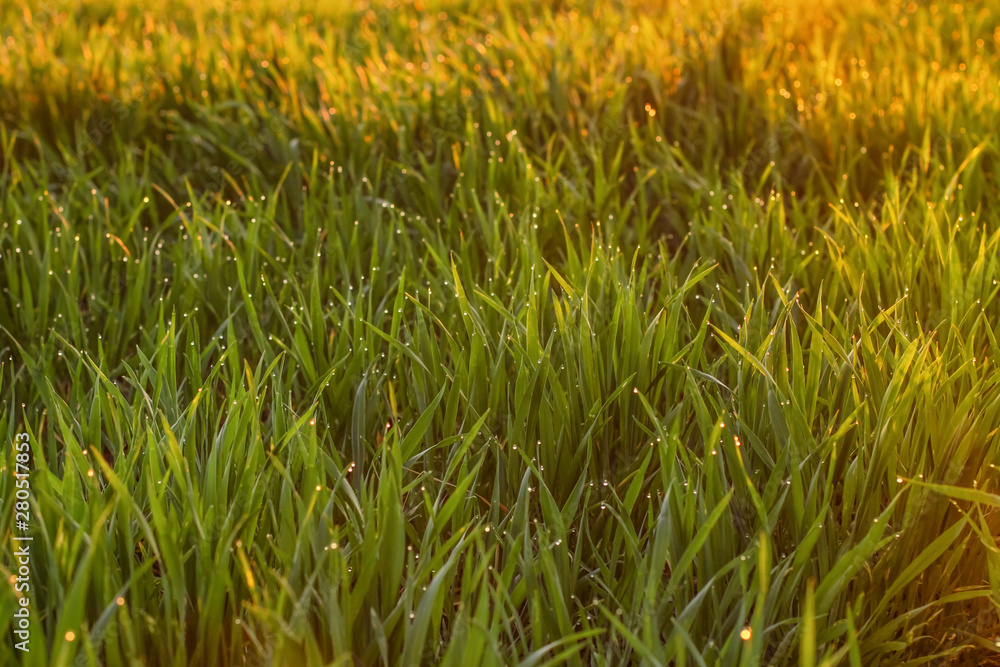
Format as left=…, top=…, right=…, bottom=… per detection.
left=1, top=0, right=999, bottom=664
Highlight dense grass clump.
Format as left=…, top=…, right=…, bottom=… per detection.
left=1, top=0, right=1000, bottom=665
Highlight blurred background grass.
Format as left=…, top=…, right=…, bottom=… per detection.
left=3, top=0, right=995, bottom=202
